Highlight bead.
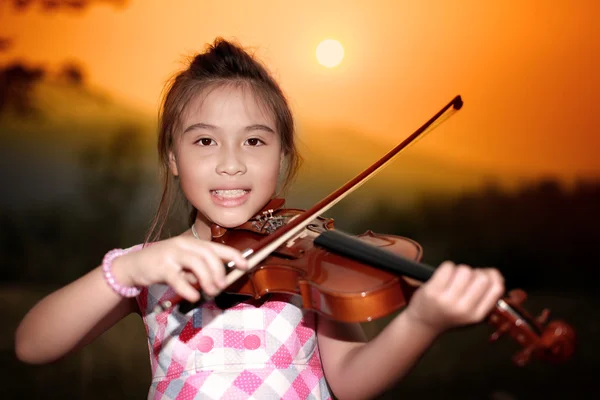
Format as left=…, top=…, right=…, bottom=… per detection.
left=102, top=246, right=142, bottom=298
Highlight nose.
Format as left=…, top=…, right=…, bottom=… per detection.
left=216, top=145, right=247, bottom=176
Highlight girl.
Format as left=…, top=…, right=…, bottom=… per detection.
left=15, top=38, right=505, bottom=400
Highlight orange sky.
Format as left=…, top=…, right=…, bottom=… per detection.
left=1, top=0, right=599, bottom=182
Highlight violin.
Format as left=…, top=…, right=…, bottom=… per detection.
left=157, top=95, right=575, bottom=367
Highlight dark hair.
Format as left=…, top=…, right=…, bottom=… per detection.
left=145, top=38, right=301, bottom=243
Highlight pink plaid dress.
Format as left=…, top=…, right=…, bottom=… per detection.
left=136, top=284, right=332, bottom=399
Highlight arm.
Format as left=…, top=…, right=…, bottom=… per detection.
left=14, top=261, right=138, bottom=365
left=317, top=314, right=438, bottom=400
left=317, top=262, right=505, bottom=400
left=14, top=236, right=250, bottom=365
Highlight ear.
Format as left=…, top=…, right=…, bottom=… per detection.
left=168, top=150, right=179, bottom=176
left=279, top=151, right=285, bottom=170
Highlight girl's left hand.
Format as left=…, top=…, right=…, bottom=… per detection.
left=403, top=261, right=505, bottom=334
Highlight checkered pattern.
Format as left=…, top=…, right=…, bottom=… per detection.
left=137, top=284, right=332, bottom=400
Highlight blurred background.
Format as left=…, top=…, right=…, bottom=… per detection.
left=1, top=0, right=598, bottom=398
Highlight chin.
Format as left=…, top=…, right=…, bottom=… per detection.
left=209, top=210, right=254, bottom=229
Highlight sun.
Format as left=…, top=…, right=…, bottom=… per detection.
left=316, top=39, right=344, bottom=68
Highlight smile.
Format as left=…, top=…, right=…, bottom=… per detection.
left=210, top=189, right=251, bottom=207
left=211, top=189, right=249, bottom=198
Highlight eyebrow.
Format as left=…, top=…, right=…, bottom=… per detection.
left=246, top=124, right=276, bottom=134
left=183, top=122, right=217, bottom=133
left=183, top=123, right=276, bottom=134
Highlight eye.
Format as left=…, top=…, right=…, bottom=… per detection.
left=245, top=138, right=265, bottom=146
left=196, top=138, right=216, bottom=146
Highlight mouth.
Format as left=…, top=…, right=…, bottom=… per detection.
left=210, top=189, right=250, bottom=199
left=209, top=189, right=251, bottom=207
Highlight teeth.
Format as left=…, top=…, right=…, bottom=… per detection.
left=212, top=189, right=248, bottom=198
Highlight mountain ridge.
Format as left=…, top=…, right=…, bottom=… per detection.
left=1, top=80, right=510, bottom=211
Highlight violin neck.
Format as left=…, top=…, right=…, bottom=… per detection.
left=314, top=230, right=435, bottom=282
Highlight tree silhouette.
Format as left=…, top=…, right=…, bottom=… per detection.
left=7, top=0, right=126, bottom=12
left=58, top=62, right=85, bottom=85
left=0, top=124, right=152, bottom=285
left=352, top=179, right=600, bottom=294
left=0, top=63, right=45, bottom=116
left=0, top=0, right=129, bottom=52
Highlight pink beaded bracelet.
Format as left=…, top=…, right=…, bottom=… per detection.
left=102, top=245, right=143, bottom=297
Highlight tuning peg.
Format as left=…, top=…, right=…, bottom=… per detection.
left=490, top=321, right=512, bottom=343
left=512, top=344, right=537, bottom=367
left=507, top=289, right=527, bottom=305
left=536, top=308, right=550, bottom=325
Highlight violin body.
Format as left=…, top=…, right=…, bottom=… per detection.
left=213, top=208, right=423, bottom=323
left=206, top=203, right=574, bottom=366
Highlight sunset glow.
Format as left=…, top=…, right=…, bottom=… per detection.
left=1, top=1, right=597, bottom=184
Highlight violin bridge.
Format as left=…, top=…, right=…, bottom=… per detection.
left=286, top=230, right=308, bottom=248
left=252, top=209, right=286, bottom=234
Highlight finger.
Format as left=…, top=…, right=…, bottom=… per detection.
left=444, top=264, right=474, bottom=297
left=166, top=273, right=200, bottom=303
left=181, top=271, right=198, bottom=286
left=179, top=254, right=220, bottom=296
left=455, top=270, right=493, bottom=314
left=473, top=269, right=505, bottom=320
left=425, top=261, right=456, bottom=293
left=488, top=267, right=505, bottom=289
left=197, top=249, right=228, bottom=289
left=204, top=242, right=249, bottom=270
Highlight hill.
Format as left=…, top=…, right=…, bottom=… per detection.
left=0, top=76, right=505, bottom=215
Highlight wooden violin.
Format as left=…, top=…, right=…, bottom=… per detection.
left=157, top=95, right=575, bottom=366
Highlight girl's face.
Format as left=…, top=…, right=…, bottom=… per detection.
left=170, top=84, right=283, bottom=230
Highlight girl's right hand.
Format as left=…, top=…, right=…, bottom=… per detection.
left=111, top=236, right=250, bottom=302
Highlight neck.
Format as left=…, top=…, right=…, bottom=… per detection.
left=192, top=216, right=212, bottom=241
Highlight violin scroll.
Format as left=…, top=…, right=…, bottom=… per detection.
left=535, top=320, right=576, bottom=362
left=487, top=289, right=575, bottom=366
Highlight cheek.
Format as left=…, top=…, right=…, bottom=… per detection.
left=177, top=148, right=209, bottom=174
left=177, top=161, right=198, bottom=180
left=259, top=155, right=282, bottom=180
left=176, top=157, right=209, bottom=190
